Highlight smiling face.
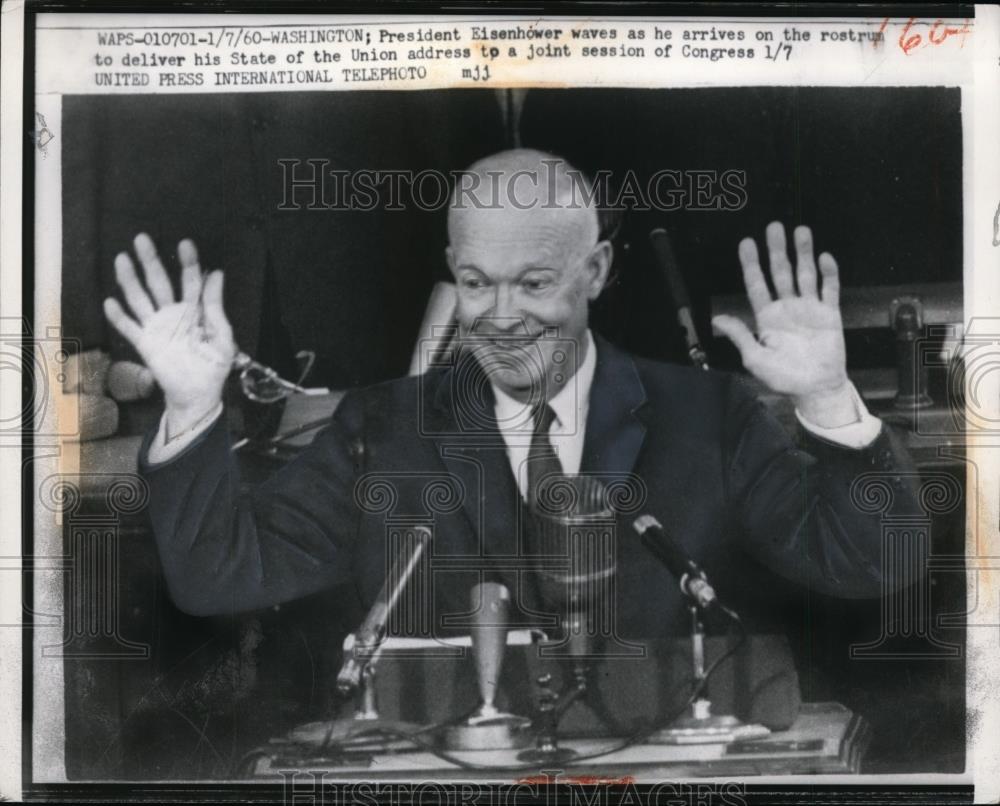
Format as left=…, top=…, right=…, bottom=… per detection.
left=446, top=152, right=612, bottom=403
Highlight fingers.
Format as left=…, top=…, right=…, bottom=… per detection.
left=114, top=251, right=155, bottom=322
left=737, top=237, right=773, bottom=315
left=133, top=233, right=175, bottom=308
left=103, top=297, right=144, bottom=349
left=793, top=225, right=818, bottom=298
left=201, top=269, right=224, bottom=311
left=201, top=270, right=232, bottom=340
left=765, top=221, right=795, bottom=298
left=712, top=314, right=763, bottom=367
left=818, top=251, right=840, bottom=307
left=178, top=238, right=203, bottom=303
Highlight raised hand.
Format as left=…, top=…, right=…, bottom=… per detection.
left=712, top=222, right=857, bottom=428
left=103, top=234, right=235, bottom=432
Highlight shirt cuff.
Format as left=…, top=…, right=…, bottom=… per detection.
left=794, top=383, right=882, bottom=449
left=146, top=402, right=225, bottom=465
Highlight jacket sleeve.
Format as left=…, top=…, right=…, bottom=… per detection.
left=139, top=391, right=366, bottom=616
left=723, top=376, right=922, bottom=598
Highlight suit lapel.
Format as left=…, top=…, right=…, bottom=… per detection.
left=426, top=363, right=521, bottom=557
left=581, top=335, right=649, bottom=476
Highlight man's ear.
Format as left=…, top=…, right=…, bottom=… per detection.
left=585, top=240, right=614, bottom=300
left=445, top=246, right=457, bottom=278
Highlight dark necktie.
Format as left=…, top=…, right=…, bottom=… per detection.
left=526, top=403, right=563, bottom=507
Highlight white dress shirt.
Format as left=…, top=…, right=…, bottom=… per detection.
left=491, top=330, right=599, bottom=500
left=147, top=329, right=882, bottom=467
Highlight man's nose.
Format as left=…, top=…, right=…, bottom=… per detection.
left=466, top=285, right=529, bottom=334
left=491, top=285, right=517, bottom=320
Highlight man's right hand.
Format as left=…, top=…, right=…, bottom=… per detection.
left=103, top=233, right=235, bottom=437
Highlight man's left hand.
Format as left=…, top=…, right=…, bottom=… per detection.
left=712, top=221, right=859, bottom=429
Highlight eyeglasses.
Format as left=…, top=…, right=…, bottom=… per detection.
left=235, top=350, right=329, bottom=403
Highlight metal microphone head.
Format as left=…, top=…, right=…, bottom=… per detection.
left=649, top=227, right=690, bottom=309
left=531, top=473, right=610, bottom=520
left=649, top=227, right=669, bottom=243
left=633, top=513, right=662, bottom=536
left=469, top=582, right=511, bottom=713
left=336, top=525, right=432, bottom=696
left=527, top=475, right=616, bottom=609
left=632, top=514, right=722, bottom=611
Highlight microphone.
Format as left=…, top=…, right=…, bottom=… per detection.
left=528, top=475, right=614, bottom=606
left=632, top=514, right=719, bottom=611
left=527, top=475, right=615, bottom=655
left=469, top=582, right=512, bottom=720
left=336, top=525, right=432, bottom=696
left=648, top=228, right=709, bottom=370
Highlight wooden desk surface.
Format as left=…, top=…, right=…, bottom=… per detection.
left=251, top=702, right=869, bottom=782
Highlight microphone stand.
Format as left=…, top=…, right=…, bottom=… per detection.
left=647, top=602, right=769, bottom=745
left=518, top=475, right=617, bottom=763
left=284, top=527, right=431, bottom=754
left=441, top=582, right=532, bottom=751
left=517, top=614, right=591, bottom=763
left=517, top=475, right=613, bottom=763
left=649, top=227, right=710, bottom=371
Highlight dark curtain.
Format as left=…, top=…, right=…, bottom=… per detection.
left=62, top=90, right=505, bottom=388
left=519, top=87, right=963, bottom=366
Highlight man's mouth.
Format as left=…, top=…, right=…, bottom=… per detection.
left=473, top=334, right=542, bottom=350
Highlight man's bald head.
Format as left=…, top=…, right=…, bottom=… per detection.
left=447, top=149, right=601, bottom=263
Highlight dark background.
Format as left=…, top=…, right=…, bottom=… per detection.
left=63, top=87, right=962, bottom=384
left=59, top=87, right=966, bottom=778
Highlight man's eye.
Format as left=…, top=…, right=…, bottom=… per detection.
left=521, top=277, right=551, bottom=292
left=461, top=277, right=487, bottom=290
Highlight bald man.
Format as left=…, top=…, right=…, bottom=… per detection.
left=105, top=149, right=917, bottom=638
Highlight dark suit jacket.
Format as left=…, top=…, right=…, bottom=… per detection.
left=141, top=335, right=919, bottom=640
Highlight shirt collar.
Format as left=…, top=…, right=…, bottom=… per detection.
left=492, top=329, right=597, bottom=432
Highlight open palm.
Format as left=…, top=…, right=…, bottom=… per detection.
left=103, top=234, right=235, bottom=418
left=713, top=222, right=848, bottom=400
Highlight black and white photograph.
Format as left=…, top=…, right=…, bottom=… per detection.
left=4, top=6, right=999, bottom=804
